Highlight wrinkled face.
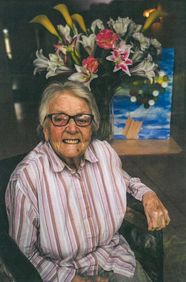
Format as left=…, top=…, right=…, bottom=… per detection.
left=43, top=91, right=92, bottom=167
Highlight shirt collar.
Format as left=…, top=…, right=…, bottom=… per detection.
left=44, top=141, right=98, bottom=173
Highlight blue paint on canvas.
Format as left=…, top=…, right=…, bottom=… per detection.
left=111, top=48, right=174, bottom=139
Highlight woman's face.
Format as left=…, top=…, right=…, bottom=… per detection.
left=43, top=91, right=93, bottom=168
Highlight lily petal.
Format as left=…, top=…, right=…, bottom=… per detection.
left=68, top=65, right=98, bottom=89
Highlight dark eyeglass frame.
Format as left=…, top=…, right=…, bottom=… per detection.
left=45, top=112, right=94, bottom=127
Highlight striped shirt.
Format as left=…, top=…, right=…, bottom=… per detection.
left=6, top=140, right=152, bottom=282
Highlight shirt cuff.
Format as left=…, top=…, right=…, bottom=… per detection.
left=128, top=177, right=153, bottom=201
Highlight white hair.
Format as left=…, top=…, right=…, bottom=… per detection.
left=38, top=81, right=100, bottom=139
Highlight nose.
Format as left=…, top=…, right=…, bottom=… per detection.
left=65, top=118, right=79, bottom=134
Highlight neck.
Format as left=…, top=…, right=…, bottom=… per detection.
left=61, top=157, right=82, bottom=170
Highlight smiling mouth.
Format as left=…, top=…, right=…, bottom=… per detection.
left=63, top=139, right=80, bottom=144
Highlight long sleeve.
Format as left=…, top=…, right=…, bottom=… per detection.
left=5, top=179, right=75, bottom=282
left=122, top=169, right=152, bottom=201
left=104, top=141, right=153, bottom=201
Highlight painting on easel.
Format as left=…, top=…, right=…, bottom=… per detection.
left=111, top=48, right=175, bottom=140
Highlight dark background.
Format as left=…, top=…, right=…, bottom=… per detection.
left=0, top=0, right=186, bottom=117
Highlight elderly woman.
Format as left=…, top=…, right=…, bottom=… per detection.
left=6, top=81, right=170, bottom=282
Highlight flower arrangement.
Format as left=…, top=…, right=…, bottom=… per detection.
left=31, top=3, right=168, bottom=110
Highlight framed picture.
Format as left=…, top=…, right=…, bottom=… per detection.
left=111, top=48, right=175, bottom=140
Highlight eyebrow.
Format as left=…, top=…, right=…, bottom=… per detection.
left=49, top=112, right=92, bottom=115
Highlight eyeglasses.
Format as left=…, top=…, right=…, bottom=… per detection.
left=45, top=112, right=94, bottom=127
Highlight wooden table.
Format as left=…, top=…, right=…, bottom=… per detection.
left=111, top=137, right=182, bottom=156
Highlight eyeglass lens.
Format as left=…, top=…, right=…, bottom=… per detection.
left=50, top=113, right=93, bottom=127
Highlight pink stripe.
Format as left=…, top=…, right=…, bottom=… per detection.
left=5, top=140, right=149, bottom=281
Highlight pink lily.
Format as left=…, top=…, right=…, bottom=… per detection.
left=106, top=42, right=133, bottom=75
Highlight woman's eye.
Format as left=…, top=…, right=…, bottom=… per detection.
left=76, top=116, right=88, bottom=123
left=76, top=115, right=91, bottom=125
left=54, top=115, right=68, bottom=122
left=77, top=118, right=87, bottom=123
left=54, top=117, right=62, bottom=122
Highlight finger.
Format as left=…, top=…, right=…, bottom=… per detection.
left=148, top=211, right=164, bottom=230
left=164, top=210, right=171, bottom=225
left=151, top=210, right=170, bottom=230
left=144, top=209, right=153, bottom=230
left=148, top=211, right=159, bottom=230
left=157, top=209, right=170, bottom=229
left=166, top=215, right=171, bottom=225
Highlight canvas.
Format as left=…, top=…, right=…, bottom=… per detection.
left=111, top=48, right=175, bottom=140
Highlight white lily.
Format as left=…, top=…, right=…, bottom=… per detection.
left=57, top=24, right=72, bottom=43
left=127, top=21, right=142, bottom=36
left=91, top=19, right=104, bottom=33
left=130, top=54, right=157, bottom=82
left=56, top=24, right=79, bottom=56
left=80, top=34, right=96, bottom=55
left=68, top=65, right=98, bottom=89
left=46, top=66, right=72, bottom=79
left=33, top=50, right=49, bottom=73
left=33, top=50, right=71, bottom=78
left=108, top=17, right=131, bottom=36
left=150, top=38, right=162, bottom=55
left=131, top=50, right=144, bottom=63
left=132, top=32, right=150, bottom=51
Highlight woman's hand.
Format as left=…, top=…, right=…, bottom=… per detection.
left=72, top=275, right=92, bottom=282
left=142, top=191, right=170, bottom=231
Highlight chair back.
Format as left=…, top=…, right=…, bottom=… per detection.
left=0, top=154, right=42, bottom=282
left=0, top=154, right=25, bottom=232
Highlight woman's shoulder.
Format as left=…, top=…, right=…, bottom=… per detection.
left=10, top=142, right=47, bottom=178
left=90, top=139, right=118, bottom=158
left=91, top=139, right=114, bottom=151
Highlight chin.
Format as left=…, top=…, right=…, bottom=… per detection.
left=52, top=141, right=88, bottom=161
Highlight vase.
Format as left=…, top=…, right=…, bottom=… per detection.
left=92, top=78, right=116, bottom=140
left=97, top=98, right=112, bottom=140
